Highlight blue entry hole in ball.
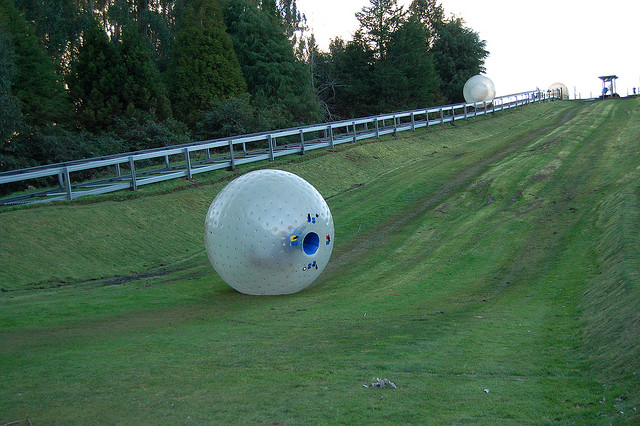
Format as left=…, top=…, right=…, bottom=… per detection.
left=303, top=232, right=320, bottom=255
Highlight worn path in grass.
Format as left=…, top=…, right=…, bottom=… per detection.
left=2, top=99, right=640, bottom=423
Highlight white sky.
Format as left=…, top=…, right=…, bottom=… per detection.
left=296, top=0, right=640, bottom=99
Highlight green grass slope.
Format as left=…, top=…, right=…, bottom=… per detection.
left=1, top=98, right=639, bottom=423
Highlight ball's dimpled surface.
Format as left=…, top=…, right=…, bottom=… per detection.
left=463, top=74, right=496, bottom=103
left=204, top=169, right=334, bottom=295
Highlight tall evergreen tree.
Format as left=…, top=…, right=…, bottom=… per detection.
left=277, top=0, right=305, bottom=40
left=407, top=0, right=444, bottom=46
left=133, top=0, right=182, bottom=73
left=165, top=0, right=247, bottom=126
left=68, top=19, right=124, bottom=131
left=431, top=17, right=488, bottom=103
left=323, top=34, right=376, bottom=118
left=355, top=0, right=405, bottom=59
left=222, top=0, right=321, bottom=128
left=119, top=22, right=171, bottom=122
left=0, top=0, right=74, bottom=127
left=275, top=0, right=307, bottom=59
left=376, top=17, right=442, bottom=111
left=70, top=18, right=174, bottom=132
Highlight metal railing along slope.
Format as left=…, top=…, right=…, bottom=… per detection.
left=0, top=89, right=561, bottom=206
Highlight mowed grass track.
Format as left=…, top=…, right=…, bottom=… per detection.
left=1, top=98, right=639, bottom=423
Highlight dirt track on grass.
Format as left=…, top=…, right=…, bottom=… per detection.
left=322, top=103, right=584, bottom=280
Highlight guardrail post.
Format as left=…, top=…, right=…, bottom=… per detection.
left=375, top=118, right=380, bottom=138
left=268, top=135, right=275, bottom=161
left=328, top=125, right=334, bottom=148
left=464, top=104, right=468, bottom=120
left=411, top=112, right=415, bottom=131
left=440, top=108, right=444, bottom=125
left=393, top=115, right=398, bottom=136
left=63, top=167, right=73, bottom=200
left=228, top=141, right=235, bottom=170
left=164, top=155, right=170, bottom=169
left=184, top=148, right=192, bottom=179
left=299, top=129, right=305, bottom=155
left=352, top=121, right=357, bottom=143
left=57, top=171, right=64, bottom=189
left=129, top=156, right=137, bottom=191
left=115, top=163, right=121, bottom=178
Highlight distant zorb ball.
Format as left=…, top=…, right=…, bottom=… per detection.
left=204, top=169, right=334, bottom=295
left=549, top=82, right=569, bottom=100
left=463, top=74, right=496, bottom=103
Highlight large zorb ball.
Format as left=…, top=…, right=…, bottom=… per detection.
left=549, top=82, right=569, bottom=100
left=463, top=74, right=496, bottom=103
left=204, top=169, right=334, bottom=295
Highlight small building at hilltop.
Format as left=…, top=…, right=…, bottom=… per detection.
left=599, top=75, right=619, bottom=99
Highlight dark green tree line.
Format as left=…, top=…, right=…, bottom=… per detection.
left=311, top=0, right=484, bottom=119
left=0, top=0, right=488, bottom=176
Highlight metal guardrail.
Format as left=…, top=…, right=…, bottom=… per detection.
left=0, top=89, right=561, bottom=205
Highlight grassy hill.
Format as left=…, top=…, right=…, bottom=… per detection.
left=1, top=98, right=639, bottom=423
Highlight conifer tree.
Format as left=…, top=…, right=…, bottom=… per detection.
left=277, top=0, right=305, bottom=40
left=376, top=17, right=442, bottom=111
left=165, top=0, right=247, bottom=127
left=407, top=0, right=444, bottom=46
left=355, top=0, right=405, bottom=59
left=119, top=23, right=172, bottom=122
left=0, top=0, right=74, bottom=127
left=222, top=0, right=321, bottom=128
left=68, top=19, right=124, bottom=131
left=339, top=34, right=377, bottom=117
left=431, top=17, right=488, bottom=103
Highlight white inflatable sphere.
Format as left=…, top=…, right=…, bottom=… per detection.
left=549, top=82, right=569, bottom=100
left=204, top=169, right=334, bottom=295
left=463, top=74, right=496, bottom=103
